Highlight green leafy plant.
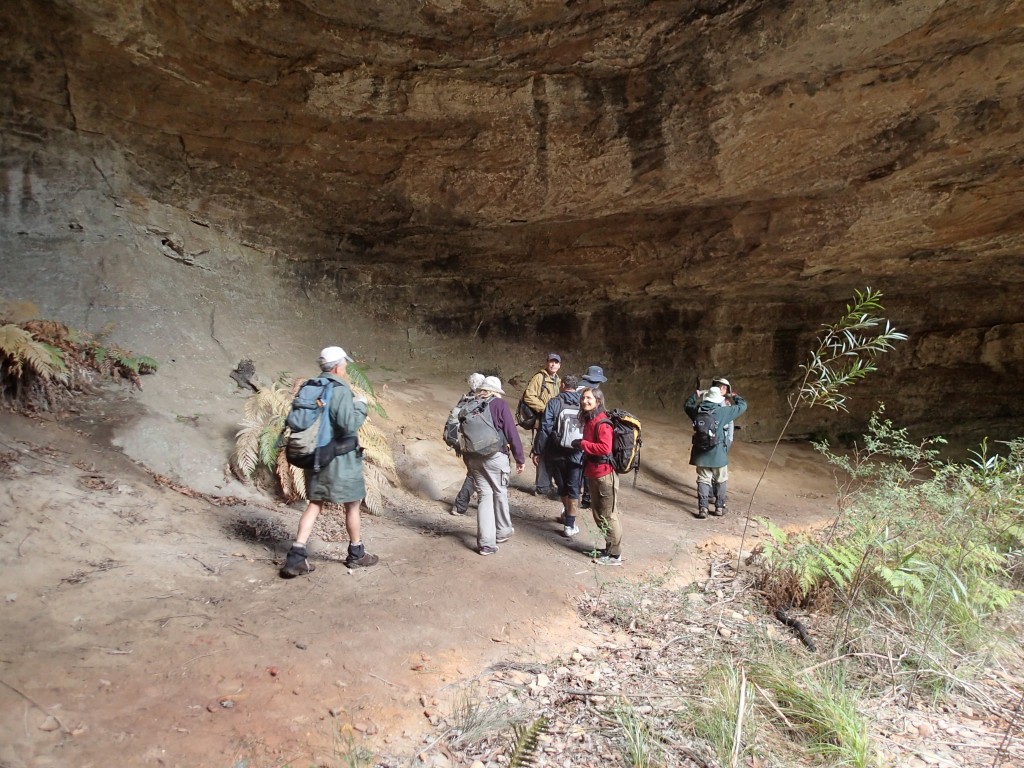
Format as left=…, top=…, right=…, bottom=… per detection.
left=755, top=409, right=1023, bottom=684
left=1, top=318, right=157, bottom=411
left=738, top=288, right=908, bottom=569
left=231, top=365, right=397, bottom=514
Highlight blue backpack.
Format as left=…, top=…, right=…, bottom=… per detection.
left=285, top=377, right=358, bottom=472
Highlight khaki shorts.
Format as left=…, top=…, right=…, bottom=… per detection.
left=696, top=465, right=728, bottom=484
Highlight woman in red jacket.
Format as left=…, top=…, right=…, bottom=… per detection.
left=576, top=388, right=623, bottom=566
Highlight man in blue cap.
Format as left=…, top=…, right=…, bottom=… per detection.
left=522, top=353, right=562, bottom=496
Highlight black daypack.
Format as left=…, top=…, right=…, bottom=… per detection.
left=515, top=393, right=537, bottom=430
left=284, top=377, right=359, bottom=473
left=459, top=396, right=503, bottom=458
left=595, top=409, right=643, bottom=483
left=692, top=406, right=720, bottom=452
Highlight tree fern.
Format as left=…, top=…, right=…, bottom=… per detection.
left=232, top=370, right=398, bottom=511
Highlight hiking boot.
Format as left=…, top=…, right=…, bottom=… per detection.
left=450, top=504, right=466, bottom=516
left=563, top=524, right=580, bottom=538
left=712, top=506, right=726, bottom=517
left=345, top=551, right=378, bottom=568
left=280, top=546, right=315, bottom=578
left=478, top=546, right=497, bottom=556
left=345, top=543, right=378, bottom=569
left=594, top=553, right=623, bottom=566
left=496, top=528, right=514, bottom=544
left=697, top=508, right=709, bottom=519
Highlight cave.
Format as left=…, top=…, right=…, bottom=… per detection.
left=2, top=0, right=1023, bottom=445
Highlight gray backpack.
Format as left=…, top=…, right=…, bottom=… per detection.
left=459, top=396, right=503, bottom=458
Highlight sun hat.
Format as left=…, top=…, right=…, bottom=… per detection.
left=581, top=365, right=607, bottom=386
left=480, top=375, right=505, bottom=395
left=318, top=346, right=354, bottom=371
left=711, top=377, right=731, bottom=390
left=703, top=388, right=725, bottom=404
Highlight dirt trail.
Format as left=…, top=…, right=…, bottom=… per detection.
left=0, top=376, right=836, bottom=767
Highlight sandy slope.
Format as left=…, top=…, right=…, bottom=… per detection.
left=0, top=373, right=836, bottom=767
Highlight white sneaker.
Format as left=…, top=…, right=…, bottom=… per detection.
left=563, top=525, right=579, bottom=538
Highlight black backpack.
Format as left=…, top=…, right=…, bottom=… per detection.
left=514, top=394, right=538, bottom=430
left=692, top=406, right=720, bottom=452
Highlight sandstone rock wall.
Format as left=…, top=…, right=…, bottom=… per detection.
left=2, top=0, right=1022, bottom=445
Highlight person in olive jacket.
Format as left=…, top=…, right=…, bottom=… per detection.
left=684, top=377, right=748, bottom=519
left=280, top=346, right=378, bottom=578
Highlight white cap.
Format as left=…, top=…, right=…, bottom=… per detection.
left=318, top=346, right=353, bottom=371
left=468, top=372, right=485, bottom=391
left=480, top=375, right=505, bottom=395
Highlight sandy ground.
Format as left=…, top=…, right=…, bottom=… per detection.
left=0, top=374, right=836, bottom=768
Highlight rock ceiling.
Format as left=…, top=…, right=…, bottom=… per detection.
left=2, top=0, right=1023, bottom=442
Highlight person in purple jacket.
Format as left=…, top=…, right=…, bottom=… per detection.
left=465, top=376, right=525, bottom=556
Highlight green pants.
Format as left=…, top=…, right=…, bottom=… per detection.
left=587, top=472, right=621, bottom=557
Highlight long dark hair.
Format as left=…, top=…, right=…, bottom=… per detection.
left=579, top=387, right=607, bottom=424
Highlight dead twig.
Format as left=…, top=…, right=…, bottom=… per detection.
left=730, top=666, right=747, bottom=768
left=0, top=678, right=69, bottom=733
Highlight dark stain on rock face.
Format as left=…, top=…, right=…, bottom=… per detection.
left=581, top=71, right=667, bottom=179
left=956, top=99, right=1014, bottom=136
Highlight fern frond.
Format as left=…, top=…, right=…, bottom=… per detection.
left=759, top=517, right=789, bottom=546
left=820, top=543, right=862, bottom=591
left=347, top=363, right=375, bottom=399
left=258, top=425, right=284, bottom=471
left=232, top=424, right=262, bottom=481
left=275, top=449, right=307, bottom=502
left=0, top=325, right=66, bottom=381
left=359, top=422, right=396, bottom=475
left=363, top=463, right=390, bottom=516
left=291, top=465, right=308, bottom=500
left=508, top=716, right=548, bottom=768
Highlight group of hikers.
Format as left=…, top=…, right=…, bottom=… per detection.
left=279, top=347, right=747, bottom=579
